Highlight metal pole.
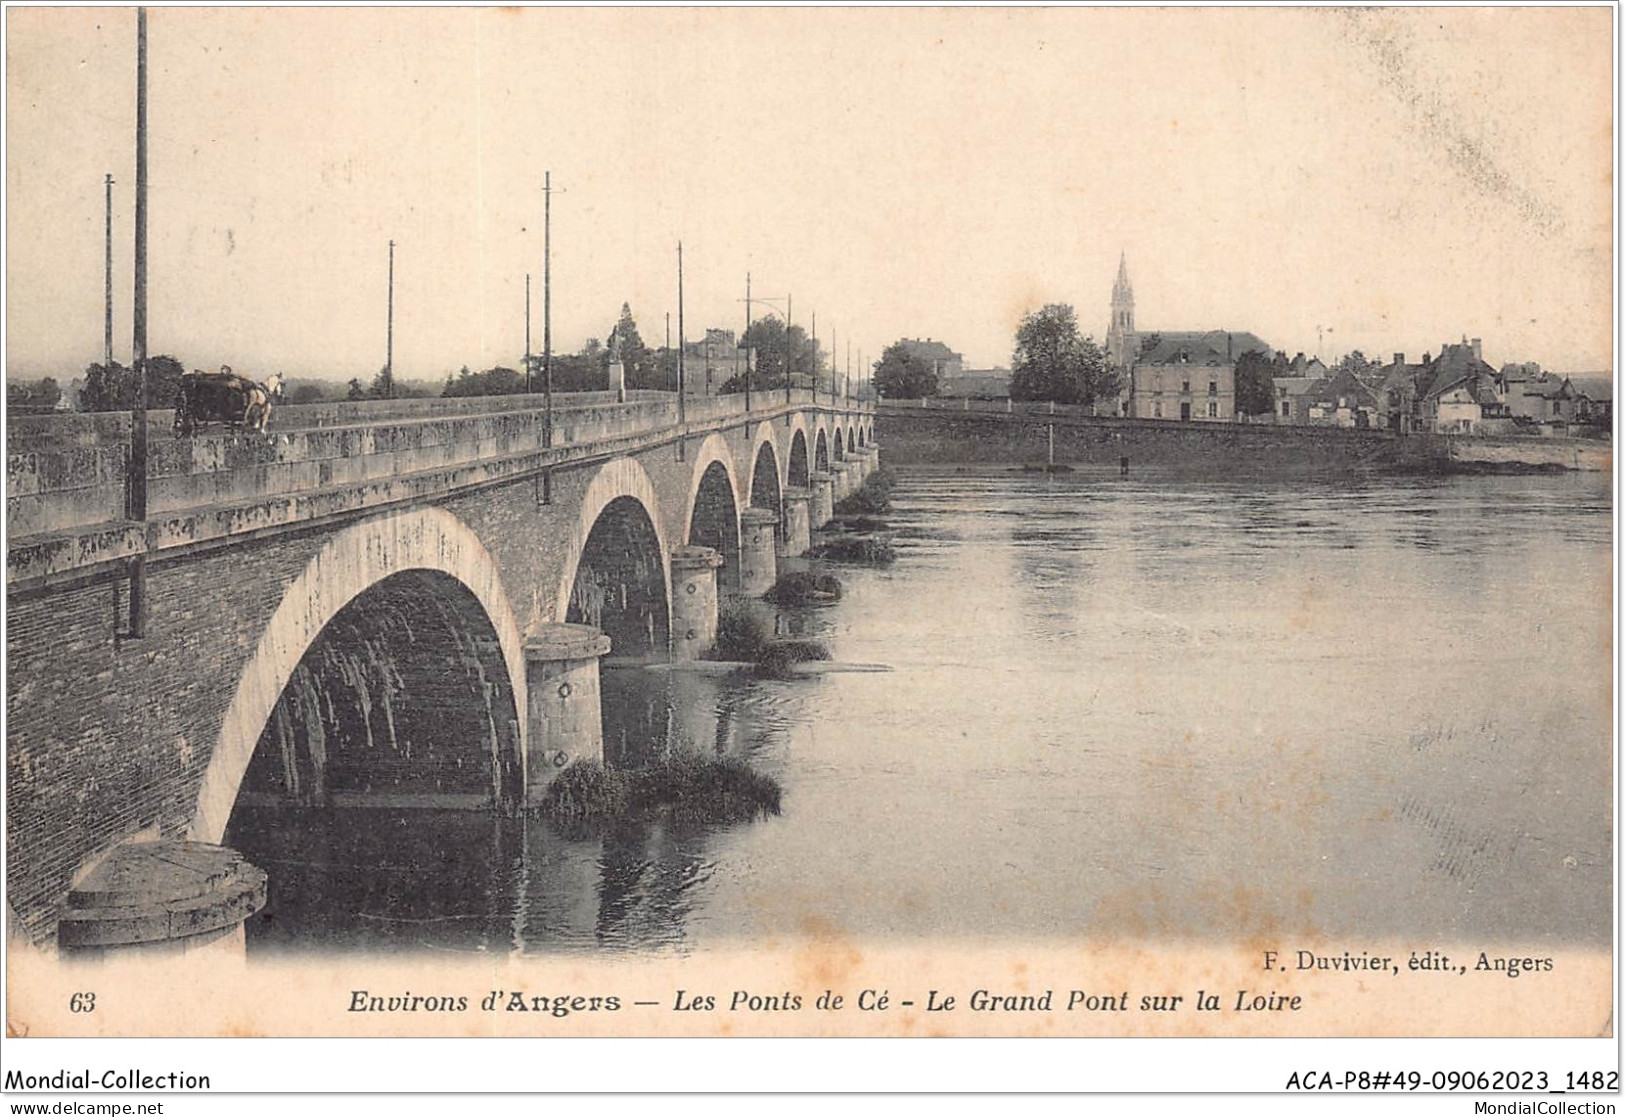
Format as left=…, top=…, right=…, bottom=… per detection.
left=785, top=293, right=793, bottom=410
left=386, top=239, right=395, bottom=398
left=677, top=241, right=686, bottom=421
left=127, top=8, right=149, bottom=636
left=811, top=313, right=818, bottom=404
left=524, top=272, right=532, bottom=393
left=831, top=329, right=837, bottom=403
left=744, top=271, right=752, bottom=412
left=104, top=172, right=114, bottom=372
left=543, top=172, right=553, bottom=448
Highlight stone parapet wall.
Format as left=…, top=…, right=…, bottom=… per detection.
left=875, top=408, right=1396, bottom=475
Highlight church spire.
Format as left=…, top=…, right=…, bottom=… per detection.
left=1107, top=251, right=1136, bottom=369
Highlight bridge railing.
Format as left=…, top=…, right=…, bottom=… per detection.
left=8, top=389, right=870, bottom=540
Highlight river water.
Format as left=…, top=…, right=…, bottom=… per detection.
left=230, top=467, right=1613, bottom=955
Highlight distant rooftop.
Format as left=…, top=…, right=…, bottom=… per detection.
left=1137, top=330, right=1271, bottom=366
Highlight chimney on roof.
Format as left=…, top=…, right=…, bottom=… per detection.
left=1470, top=338, right=1482, bottom=360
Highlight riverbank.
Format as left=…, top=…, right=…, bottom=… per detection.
left=875, top=408, right=1610, bottom=476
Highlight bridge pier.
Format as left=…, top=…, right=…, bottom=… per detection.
left=810, top=471, right=835, bottom=528
left=739, top=507, right=780, bottom=596
left=833, top=462, right=857, bottom=503
left=780, top=487, right=812, bottom=557
left=669, top=545, right=723, bottom=659
left=57, top=840, right=267, bottom=960
left=524, top=623, right=613, bottom=800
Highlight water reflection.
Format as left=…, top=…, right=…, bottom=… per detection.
left=233, top=467, right=1611, bottom=953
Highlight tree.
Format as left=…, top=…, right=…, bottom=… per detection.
left=872, top=341, right=938, bottom=399
left=6, top=376, right=61, bottom=412
left=550, top=340, right=608, bottom=393
left=287, top=383, right=328, bottom=405
left=605, top=303, right=650, bottom=381
left=1011, top=304, right=1119, bottom=406
left=735, top=316, right=813, bottom=391
left=1337, top=350, right=1379, bottom=379
left=347, top=378, right=366, bottom=401
left=443, top=365, right=525, bottom=397
left=1233, top=349, right=1276, bottom=417
left=80, top=355, right=186, bottom=411
left=1075, top=335, right=1120, bottom=410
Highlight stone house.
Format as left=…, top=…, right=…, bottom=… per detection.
left=1272, top=376, right=1318, bottom=424
left=897, top=339, right=964, bottom=384
left=1569, top=376, right=1612, bottom=426
left=1127, top=332, right=1260, bottom=421
left=1296, top=368, right=1381, bottom=428
left=938, top=366, right=1012, bottom=399
left=1508, top=373, right=1576, bottom=424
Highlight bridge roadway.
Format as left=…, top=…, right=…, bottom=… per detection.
left=6, top=388, right=877, bottom=949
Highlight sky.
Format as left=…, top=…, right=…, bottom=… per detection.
left=5, top=6, right=1614, bottom=384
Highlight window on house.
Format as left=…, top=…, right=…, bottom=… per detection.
left=1153, top=401, right=1163, bottom=418
left=1181, top=380, right=1191, bottom=394
left=1207, top=401, right=1218, bottom=418
left=1208, top=381, right=1217, bottom=396
left=1282, top=400, right=1291, bottom=417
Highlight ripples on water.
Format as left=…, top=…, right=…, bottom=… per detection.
left=233, top=467, right=1612, bottom=953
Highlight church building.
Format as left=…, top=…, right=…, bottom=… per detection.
left=1106, top=254, right=1270, bottom=422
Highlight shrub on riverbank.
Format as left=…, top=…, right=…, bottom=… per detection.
left=764, top=570, right=843, bottom=605
left=540, top=755, right=781, bottom=826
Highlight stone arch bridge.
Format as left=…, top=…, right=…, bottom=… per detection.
left=6, top=390, right=876, bottom=948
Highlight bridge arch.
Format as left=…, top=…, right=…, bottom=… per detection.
left=787, top=423, right=810, bottom=488
left=191, top=506, right=527, bottom=844
left=684, top=433, right=743, bottom=592
left=832, top=422, right=846, bottom=461
left=814, top=428, right=831, bottom=473
left=555, top=457, right=671, bottom=655
left=747, top=420, right=784, bottom=506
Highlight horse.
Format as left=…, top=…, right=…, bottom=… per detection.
left=173, top=372, right=274, bottom=436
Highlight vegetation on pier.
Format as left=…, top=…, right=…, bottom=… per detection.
left=815, top=469, right=899, bottom=563
left=764, top=570, right=843, bottom=606
left=833, top=467, right=896, bottom=516
left=827, top=514, right=890, bottom=533
left=539, top=753, right=782, bottom=826
left=809, top=534, right=896, bottom=564
left=710, top=603, right=831, bottom=679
